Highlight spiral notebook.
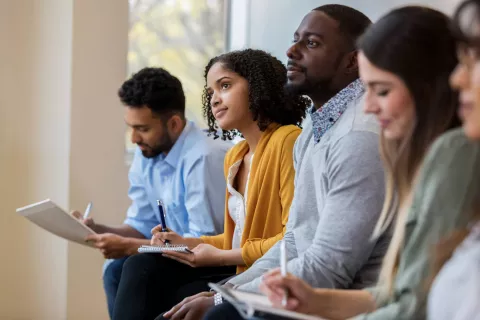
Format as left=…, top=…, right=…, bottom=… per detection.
left=138, top=245, right=193, bottom=254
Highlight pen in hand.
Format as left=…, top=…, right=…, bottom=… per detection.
left=83, top=202, right=94, bottom=242
left=84, top=202, right=93, bottom=220
left=157, top=200, right=170, bottom=246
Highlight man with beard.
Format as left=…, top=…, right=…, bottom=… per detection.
left=73, top=67, right=230, bottom=319
left=158, top=5, right=389, bottom=320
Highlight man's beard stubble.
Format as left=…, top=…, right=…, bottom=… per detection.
left=285, top=53, right=343, bottom=98
left=285, top=75, right=334, bottom=99
left=139, top=134, right=175, bottom=158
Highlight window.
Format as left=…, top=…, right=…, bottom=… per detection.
left=126, top=0, right=228, bottom=155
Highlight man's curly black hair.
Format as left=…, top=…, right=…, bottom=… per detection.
left=118, top=67, right=185, bottom=118
left=202, top=49, right=310, bottom=140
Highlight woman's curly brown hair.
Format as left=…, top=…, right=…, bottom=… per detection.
left=202, top=49, right=310, bottom=140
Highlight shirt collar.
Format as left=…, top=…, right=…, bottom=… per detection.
left=309, top=79, right=365, bottom=144
left=158, top=121, right=194, bottom=169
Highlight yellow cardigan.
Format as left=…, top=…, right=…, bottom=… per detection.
left=201, top=123, right=300, bottom=273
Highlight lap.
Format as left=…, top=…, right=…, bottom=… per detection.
left=203, top=301, right=288, bottom=320
left=175, top=280, right=212, bottom=301
left=122, top=253, right=235, bottom=285
left=116, top=254, right=236, bottom=319
left=203, top=302, right=243, bottom=320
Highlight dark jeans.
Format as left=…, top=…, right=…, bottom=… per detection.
left=154, top=302, right=242, bottom=320
left=203, top=302, right=288, bottom=320
left=103, top=257, right=128, bottom=319
left=112, top=253, right=236, bottom=320
left=203, top=302, right=244, bottom=320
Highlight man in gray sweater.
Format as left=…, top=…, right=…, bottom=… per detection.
left=160, top=5, right=389, bottom=320
left=224, top=4, right=387, bottom=293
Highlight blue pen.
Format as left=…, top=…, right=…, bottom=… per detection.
left=157, top=200, right=170, bottom=245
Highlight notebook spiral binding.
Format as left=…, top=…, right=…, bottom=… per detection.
left=138, top=245, right=192, bottom=253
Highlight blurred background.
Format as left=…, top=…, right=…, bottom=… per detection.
left=0, top=0, right=461, bottom=319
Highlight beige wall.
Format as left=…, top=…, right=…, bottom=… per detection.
left=0, top=0, right=129, bottom=319
left=0, top=0, right=72, bottom=319
left=67, top=1, right=130, bottom=319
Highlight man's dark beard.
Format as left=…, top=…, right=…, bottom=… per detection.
left=285, top=77, right=317, bottom=96
left=285, top=76, right=333, bottom=96
left=139, top=134, right=175, bottom=158
left=286, top=53, right=344, bottom=97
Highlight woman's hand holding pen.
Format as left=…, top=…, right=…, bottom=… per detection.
left=260, top=268, right=320, bottom=314
left=150, top=226, right=185, bottom=245
left=150, top=226, right=204, bottom=248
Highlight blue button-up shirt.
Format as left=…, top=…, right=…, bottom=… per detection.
left=124, top=121, right=231, bottom=238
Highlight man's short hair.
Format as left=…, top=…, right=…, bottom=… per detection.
left=118, top=67, right=185, bottom=117
left=314, top=4, right=372, bottom=50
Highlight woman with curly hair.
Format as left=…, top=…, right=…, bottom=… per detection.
left=112, top=49, right=309, bottom=320
left=153, top=49, right=309, bottom=267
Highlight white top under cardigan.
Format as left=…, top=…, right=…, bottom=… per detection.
left=226, top=155, right=254, bottom=249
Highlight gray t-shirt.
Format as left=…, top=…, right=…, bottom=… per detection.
left=228, top=93, right=388, bottom=292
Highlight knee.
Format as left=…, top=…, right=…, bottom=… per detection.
left=122, top=253, right=156, bottom=274
left=103, top=258, right=127, bottom=286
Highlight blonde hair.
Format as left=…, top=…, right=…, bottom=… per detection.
left=372, top=132, right=417, bottom=302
